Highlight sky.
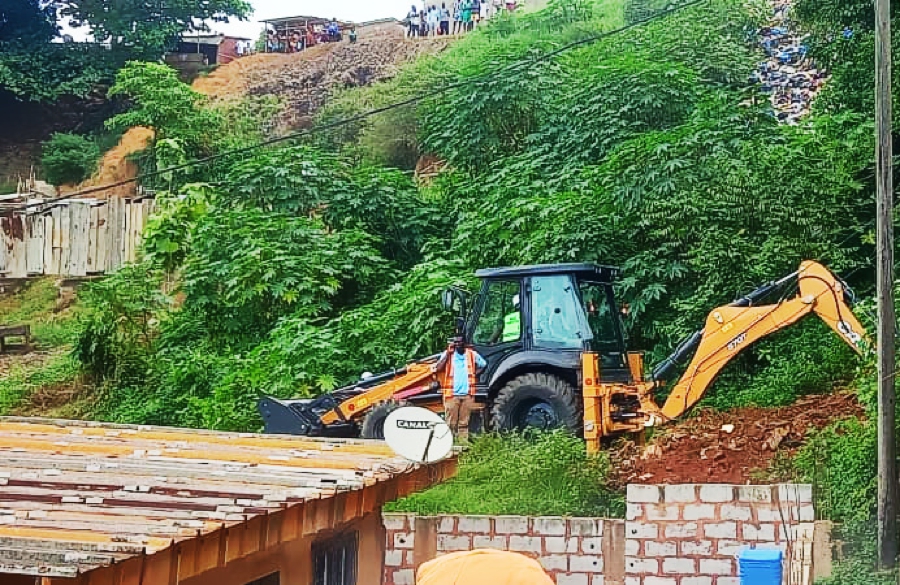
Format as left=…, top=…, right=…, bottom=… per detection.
left=61, top=0, right=413, bottom=41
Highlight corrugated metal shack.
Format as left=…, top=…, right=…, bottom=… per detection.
left=0, top=417, right=455, bottom=585
left=0, top=196, right=156, bottom=278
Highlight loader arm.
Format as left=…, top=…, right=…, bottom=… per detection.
left=320, top=361, right=440, bottom=426
left=656, top=260, right=869, bottom=421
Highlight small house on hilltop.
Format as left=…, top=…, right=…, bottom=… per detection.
left=174, top=33, right=252, bottom=66
left=0, top=417, right=455, bottom=585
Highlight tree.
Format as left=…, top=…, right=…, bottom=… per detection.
left=58, top=0, right=252, bottom=58
left=0, top=0, right=57, bottom=46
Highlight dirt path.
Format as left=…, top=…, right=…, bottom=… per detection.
left=611, top=392, right=864, bottom=486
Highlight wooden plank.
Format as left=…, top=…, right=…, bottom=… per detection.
left=69, top=202, right=90, bottom=276
left=50, top=206, right=62, bottom=275
left=133, top=198, right=145, bottom=258
left=107, top=198, right=121, bottom=271
left=59, top=205, right=71, bottom=276
left=42, top=214, right=53, bottom=276
left=5, top=214, right=28, bottom=279
left=0, top=216, right=8, bottom=276
left=25, top=213, right=44, bottom=275
left=123, top=200, right=133, bottom=264
left=119, top=198, right=129, bottom=267
left=87, top=205, right=99, bottom=273
left=96, top=204, right=109, bottom=273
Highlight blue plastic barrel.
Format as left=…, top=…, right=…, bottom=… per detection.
left=738, top=548, right=783, bottom=585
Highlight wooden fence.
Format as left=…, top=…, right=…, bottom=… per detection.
left=0, top=197, right=157, bottom=278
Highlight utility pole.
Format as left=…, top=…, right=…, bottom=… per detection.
left=875, top=0, right=898, bottom=569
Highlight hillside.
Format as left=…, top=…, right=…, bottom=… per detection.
left=80, top=30, right=450, bottom=197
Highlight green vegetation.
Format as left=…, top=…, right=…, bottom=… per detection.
left=40, top=133, right=101, bottom=185
left=387, top=431, right=624, bottom=517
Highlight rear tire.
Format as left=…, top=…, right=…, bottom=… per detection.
left=490, top=373, right=581, bottom=434
left=360, top=400, right=405, bottom=439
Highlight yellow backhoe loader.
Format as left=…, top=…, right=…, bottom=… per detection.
left=259, top=260, right=868, bottom=451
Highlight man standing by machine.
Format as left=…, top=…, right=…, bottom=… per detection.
left=433, top=337, right=486, bottom=441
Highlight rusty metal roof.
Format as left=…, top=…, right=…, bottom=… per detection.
left=0, top=417, right=455, bottom=580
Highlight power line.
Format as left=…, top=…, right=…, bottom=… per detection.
left=18, top=0, right=708, bottom=213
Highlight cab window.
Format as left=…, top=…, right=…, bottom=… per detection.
left=472, top=280, right=521, bottom=345
left=579, top=282, right=619, bottom=352
left=531, top=275, right=588, bottom=349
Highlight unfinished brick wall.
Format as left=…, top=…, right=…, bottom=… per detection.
left=625, top=484, right=825, bottom=585
left=382, top=513, right=625, bottom=585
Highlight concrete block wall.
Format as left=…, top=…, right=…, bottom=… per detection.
left=625, top=484, right=824, bottom=585
left=383, top=513, right=625, bottom=585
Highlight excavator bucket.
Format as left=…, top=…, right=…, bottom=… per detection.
left=797, top=260, right=869, bottom=353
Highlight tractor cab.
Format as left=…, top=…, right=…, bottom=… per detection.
left=441, top=263, right=633, bottom=431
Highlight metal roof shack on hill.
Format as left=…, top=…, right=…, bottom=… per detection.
left=0, top=417, right=455, bottom=585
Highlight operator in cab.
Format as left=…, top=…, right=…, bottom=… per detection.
left=432, top=336, right=486, bottom=441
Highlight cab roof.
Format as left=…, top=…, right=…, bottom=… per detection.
left=474, top=263, right=620, bottom=282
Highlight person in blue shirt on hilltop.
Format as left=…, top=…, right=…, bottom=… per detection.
left=432, top=336, right=486, bottom=441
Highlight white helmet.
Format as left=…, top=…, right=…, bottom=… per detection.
left=512, top=294, right=520, bottom=309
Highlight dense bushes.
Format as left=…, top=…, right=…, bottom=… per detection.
left=41, top=133, right=101, bottom=185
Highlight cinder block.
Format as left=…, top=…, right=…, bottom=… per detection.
left=540, top=555, right=569, bottom=572
left=627, top=522, right=659, bottom=539
left=437, top=534, right=471, bottom=552
left=495, top=516, right=529, bottom=534
left=570, top=555, right=603, bottom=573
left=643, top=577, right=677, bottom=585
left=682, top=504, right=716, bottom=520
left=664, top=522, right=698, bottom=539
left=681, top=577, right=713, bottom=585
left=703, top=521, right=737, bottom=539
left=717, top=579, right=741, bottom=585
left=664, top=484, right=697, bottom=503
left=385, top=550, right=403, bottom=567
left=663, top=557, right=697, bottom=574
left=438, top=516, right=456, bottom=533
left=473, top=535, right=507, bottom=549
left=795, top=504, right=816, bottom=522
left=458, top=515, right=491, bottom=533
left=546, top=536, right=579, bottom=554
left=394, top=532, right=414, bottom=549
left=699, top=558, right=734, bottom=575
left=571, top=517, right=603, bottom=536
left=509, top=535, right=543, bottom=553
left=534, top=516, right=567, bottom=535
left=624, top=577, right=641, bottom=585
left=393, top=569, right=415, bottom=585
left=625, top=557, right=659, bottom=574
left=742, top=523, right=776, bottom=541
left=645, top=504, right=680, bottom=521
left=581, top=537, right=603, bottom=554
left=625, top=538, right=640, bottom=556
left=738, top=486, right=773, bottom=503
left=699, top=484, right=734, bottom=503
left=778, top=484, right=813, bottom=503
left=716, top=540, right=745, bottom=557
left=644, top=541, right=676, bottom=556
left=720, top=504, right=752, bottom=521
left=680, top=540, right=713, bottom=556
left=406, top=551, right=416, bottom=565
left=590, top=576, right=604, bottom=585
left=626, top=503, right=644, bottom=521
left=757, top=507, right=783, bottom=522
left=557, top=574, right=589, bottom=585
left=628, top=484, right=661, bottom=503
left=383, top=514, right=409, bottom=531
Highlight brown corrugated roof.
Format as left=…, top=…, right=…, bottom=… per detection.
left=0, top=417, right=455, bottom=580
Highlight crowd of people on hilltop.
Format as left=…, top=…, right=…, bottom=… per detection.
left=265, top=19, right=357, bottom=53
left=404, top=0, right=516, bottom=37
left=749, top=0, right=836, bottom=124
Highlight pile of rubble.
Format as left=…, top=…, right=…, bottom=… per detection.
left=612, top=392, right=865, bottom=486
left=750, top=0, right=829, bottom=124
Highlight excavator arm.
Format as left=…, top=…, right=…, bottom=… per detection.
left=654, top=260, right=868, bottom=421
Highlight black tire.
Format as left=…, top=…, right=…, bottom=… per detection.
left=490, top=373, right=582, bottom=434
left=360, top=400, right=404, bottom=439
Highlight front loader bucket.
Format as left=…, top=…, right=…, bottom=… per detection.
left=258, top=396, right=322, bottom=435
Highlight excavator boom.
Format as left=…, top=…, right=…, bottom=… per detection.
left=655, top=260, right=868, bottom=421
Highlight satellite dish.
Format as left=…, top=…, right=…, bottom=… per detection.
left=383, top=406, right=453, bottom=464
